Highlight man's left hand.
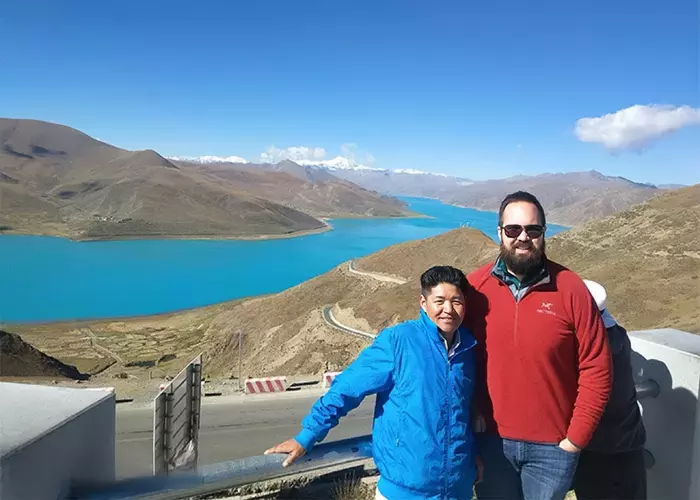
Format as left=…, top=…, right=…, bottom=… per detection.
left=558, top=438, right=581, bottom=453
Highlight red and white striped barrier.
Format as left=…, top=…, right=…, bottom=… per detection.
left=244, top=377, right=288, bottom=394
left=322, top=371, right=341, bottom=389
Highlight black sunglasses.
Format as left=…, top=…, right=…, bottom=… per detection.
left=501, top=224, right=545, bottom=239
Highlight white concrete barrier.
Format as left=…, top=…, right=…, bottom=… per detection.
left=629, top=328, right=700, bottom=500
left=0, top=383, right=115, bottom=500
left=244, top=377, right=288, bottom=394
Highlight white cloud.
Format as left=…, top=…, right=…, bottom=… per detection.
left=575, top=104, right=700, bottom=151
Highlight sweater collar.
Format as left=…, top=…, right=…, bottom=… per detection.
left=492, top=256, right=549, bottom=290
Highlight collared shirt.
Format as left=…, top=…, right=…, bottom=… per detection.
left=491, top=257, right=549, bottom=301
left=440, top=328, right=461, bottom=359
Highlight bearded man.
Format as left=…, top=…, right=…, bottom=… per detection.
left=465, top=191, right=612, bottom=500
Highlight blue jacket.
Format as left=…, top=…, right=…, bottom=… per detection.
left=295, top=309, right=478, bottom=499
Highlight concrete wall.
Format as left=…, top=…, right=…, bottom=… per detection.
left=629, top=329, right=700, bottom=500
left=0, top=384, right=115, bottom=500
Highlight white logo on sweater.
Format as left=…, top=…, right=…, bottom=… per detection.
left=537, top=302, right=557, bottom=316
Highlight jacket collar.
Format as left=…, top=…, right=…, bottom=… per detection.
left=492, top=257, right=549, bottom=289
left=419, top=308, right=477, bottom=353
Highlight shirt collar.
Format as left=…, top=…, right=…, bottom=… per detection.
left=492, top=256, right=549, bottom=289
left=420, top=308, right=463, bottom=349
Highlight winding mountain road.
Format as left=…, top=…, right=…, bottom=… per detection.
left=321, top=305, right=376, bottom=339
left=347, top=260, right=408, bottom=284
left=81, top=327, right=124, bottom=364
left=320, top=259, right=408, bottom=339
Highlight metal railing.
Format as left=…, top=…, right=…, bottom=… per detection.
left=70, top=435, right=373, bottom=500
left=70, top=378, right=661, bottom=500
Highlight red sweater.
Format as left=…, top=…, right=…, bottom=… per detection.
left=466, top=260, right=612, bottom=448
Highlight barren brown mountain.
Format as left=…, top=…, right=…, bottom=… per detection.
left=0, top=118, right=412, bottom=240
left=176, top=159, right=412, bottom=219
left=547, top=183, right=700, bottom=334
left=0, top=330, right=87, bottom=380
left=447, top=171, right=662, bottom=227
left=330, top=168, right=664, bottom=227
left=9, top=184, right=698, bottom=399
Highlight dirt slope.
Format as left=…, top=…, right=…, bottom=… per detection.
left=0, top=330, right=87, bottom=379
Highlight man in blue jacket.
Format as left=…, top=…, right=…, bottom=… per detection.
left=264, top=265, right=481, bottom=499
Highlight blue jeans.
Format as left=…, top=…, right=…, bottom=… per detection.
left=475, top=434, right=579, bottom=500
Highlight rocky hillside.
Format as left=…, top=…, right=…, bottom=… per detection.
left=0, top=118, right=412, bottom=240
left=548, top=183, right=700, bottom=334
left=0, top=330, right=87, bottom=379
left=177, top=159, right=412, bottom=219
left=446, top=171, right=661, bottom=227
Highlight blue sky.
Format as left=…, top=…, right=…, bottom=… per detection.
left=1, top=0, right=698, bottom=185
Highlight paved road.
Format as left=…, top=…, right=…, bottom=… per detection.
left=116, top=391, right=375, bottom=478
left=348, top=260, right=407, bottom=284
left=321, top=304, right=376, bottom=339
left=82, top=327, right=124, bottom=364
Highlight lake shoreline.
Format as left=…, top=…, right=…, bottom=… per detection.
left=2, top=293, right=264, bottom=328
left=74, top=222, right=334, bottom=243
left=0, top=211, right=432, bottom=243
left=1, top=198, right=514, bottom=324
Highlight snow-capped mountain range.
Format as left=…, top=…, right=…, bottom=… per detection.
left=165, top=155, right=671, bottom=226
left=167, top=154, right=456, bottom=176
left=168, top=155, right=249, bottom=164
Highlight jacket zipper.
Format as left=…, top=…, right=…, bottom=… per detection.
left=444, top=350, right=451, bottom=498
left=506, top=277, right=549, bottom=345
left=514, top=301, right=519, bottom=344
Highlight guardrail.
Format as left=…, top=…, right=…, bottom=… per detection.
left=70, top=379, right=661, bottom=500
left=70, top=435, right=373, bottom=500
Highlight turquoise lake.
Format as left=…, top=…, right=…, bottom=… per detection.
left=0, top=197, right=567, bottom=324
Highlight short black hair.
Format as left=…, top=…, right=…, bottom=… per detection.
left=498, top=191, right=546, bottom=227
left=420, top=266, right=469, bottom=296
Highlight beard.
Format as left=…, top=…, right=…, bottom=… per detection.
left=499, top=239, right=546, bottom=277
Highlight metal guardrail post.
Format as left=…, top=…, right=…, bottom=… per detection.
left=190, top=362, right=201, bottom=471
left=163, top=390, right=174, bottom=476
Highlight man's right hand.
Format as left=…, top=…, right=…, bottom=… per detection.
left=264, top=439, right=306, bottom=467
